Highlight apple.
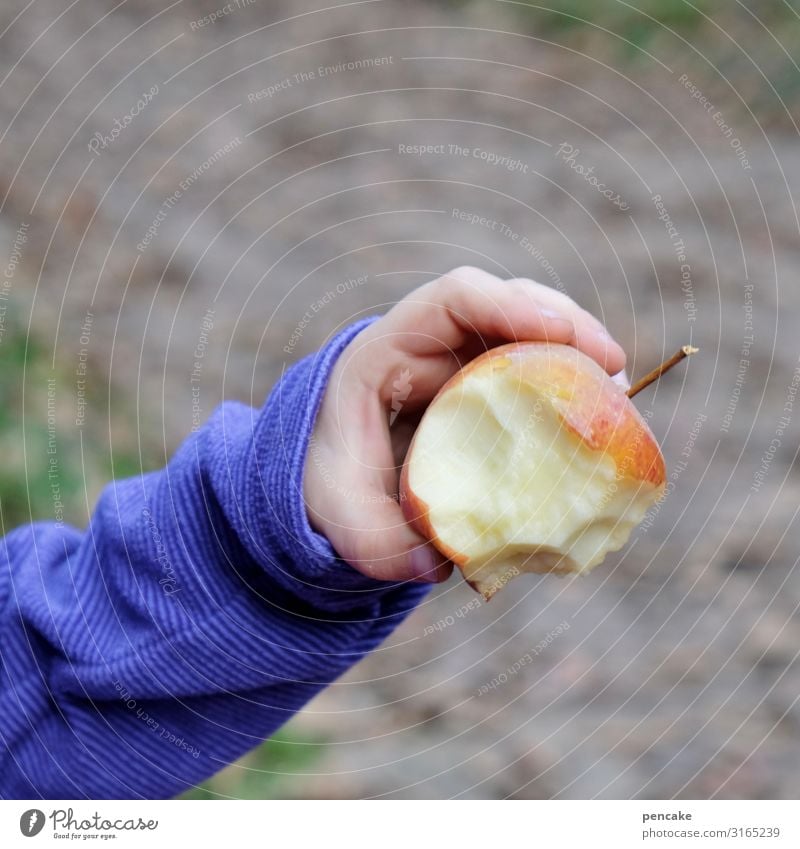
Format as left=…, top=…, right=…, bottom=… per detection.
left=400, top=342, right=666, bottom=599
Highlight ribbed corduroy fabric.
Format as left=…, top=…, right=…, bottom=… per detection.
left=0, top=317, right=430, bottom=799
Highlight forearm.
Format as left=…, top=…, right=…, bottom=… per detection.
left=0, top=319, right=429, bottom=799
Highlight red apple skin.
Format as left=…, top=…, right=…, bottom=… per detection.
left=399, top=342, right=666, bottom=592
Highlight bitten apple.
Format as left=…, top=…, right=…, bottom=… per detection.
left=400, top=342, right=666, bottom=599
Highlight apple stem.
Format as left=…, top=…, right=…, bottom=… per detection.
left=627, top=345, right=699, bottom=398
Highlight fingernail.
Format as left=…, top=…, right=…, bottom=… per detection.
left=611, top=368, right=631, bottom=390
left=409, top=546, right=440, bottom=582
left=539, top=307, right=571, bottom=325
left=537, top=309, right=575, bottom=341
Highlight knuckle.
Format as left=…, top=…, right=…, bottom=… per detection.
left=508, top=276, right=541, bottom=290
left=512, top=276, right=575, bottom=305
left=508, top=278, right=543, bottom=302
left=449, top=264, right=482, bottom=281
left=555, top=291, right=582, bottom=312
left=439, top=266, right=496, bottom=298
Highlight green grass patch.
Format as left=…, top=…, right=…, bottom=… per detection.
left=179, top=728, right=328, bottom=800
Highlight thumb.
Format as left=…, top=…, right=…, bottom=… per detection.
left=331, top=487, right=452, bottom=584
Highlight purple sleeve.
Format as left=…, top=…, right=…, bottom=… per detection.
left=0, top=318, right=430, bottom=799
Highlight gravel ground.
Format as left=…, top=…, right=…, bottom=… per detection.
left=1, top=0, right=799, bottom=798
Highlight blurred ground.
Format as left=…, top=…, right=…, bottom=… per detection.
left=1, top=0, right=799, bottom=798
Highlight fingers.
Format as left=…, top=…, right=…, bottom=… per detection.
left=382, top=266, right=626, bottom=376
left=507, top=279, right=625, bottom=373
left=305, top=265, right=627, bottom=587
left=331, top=491, right=453, bottom=584
left=306, top=460, right=452, bottom=584
left=304, top=365, right=453, bottom=585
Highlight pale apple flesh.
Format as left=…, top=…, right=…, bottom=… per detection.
left=400, top=342, right=666, bottom=599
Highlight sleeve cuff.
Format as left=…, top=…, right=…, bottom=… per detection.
left=242, top=317, right=429, bottom=613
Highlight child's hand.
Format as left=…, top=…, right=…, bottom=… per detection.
left=304, top=266, right=627, bottom=585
